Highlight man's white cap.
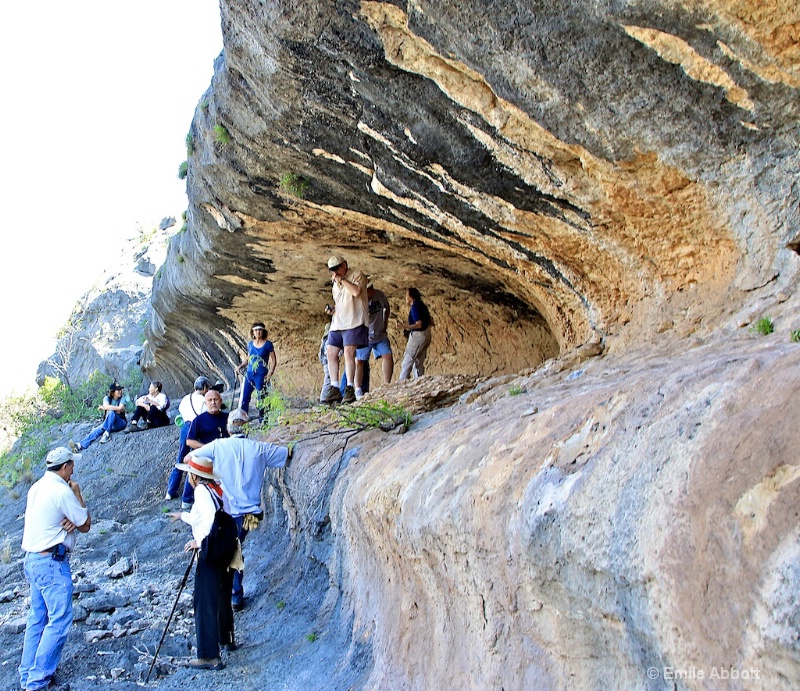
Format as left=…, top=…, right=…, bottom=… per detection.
left=45, top=446, right=81, bottom=468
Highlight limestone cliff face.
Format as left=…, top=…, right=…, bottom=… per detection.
left=143, top=0, right=798, bottom=395
left=136, top=1, right=799, bottom=688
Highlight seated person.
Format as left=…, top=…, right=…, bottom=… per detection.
left=126, top=381, right=170, bottom=432
left=69, top=383, right=127, bottom=451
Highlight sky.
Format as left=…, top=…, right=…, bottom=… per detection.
left=0, top=2, right=223, bottom=398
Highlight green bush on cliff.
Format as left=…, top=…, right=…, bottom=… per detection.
left=750, top=317, right=774, bottom=336
left=279, top=172, right=309, bottom=199
left=213, top=124, right=231, bottom=146
left=185, top=131, right=195, bottom=156
left=0, top=371, right=134, bottom=486
left=178, top=161, right=189, bottom=180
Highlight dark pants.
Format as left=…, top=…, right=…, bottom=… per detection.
left=194, top=554, right=234, bottom=659
left=231, top=516, right=250, bottom=607
left=166, top=423, right=195, bottom=503
left=130, top=405, right=169, bottom=427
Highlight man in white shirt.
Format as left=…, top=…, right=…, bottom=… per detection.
left=187, top=408, right=292, bottom=610
left=324, top=255, right=368, bottom=404
left=19, top=447, right=91, bottom=691
left=166, top=376, right=210, bottom=501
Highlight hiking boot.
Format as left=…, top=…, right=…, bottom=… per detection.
left=223, top=641, right=238, bottom=652
left=188, top=658, right=224, bottom=670
left=342, top=385, right=356, bottom=404
left=322, top=386, right=342, bottom=404
left=355, top=387, right=364, bottom=400
left=68, top=441, right=83, bottom=453
left=124, top=422, right=138, bottom=434
left=99, top=431, right=111, bottom=444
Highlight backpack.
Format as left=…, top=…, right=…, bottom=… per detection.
left=200, top=488, right=238, bottom=567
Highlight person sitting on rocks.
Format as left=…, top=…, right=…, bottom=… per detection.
left=180, top=389, right=230, bottom=509
left=69, top=383, right=127, bottom=451
left=125, top=381, right=170, bottom=432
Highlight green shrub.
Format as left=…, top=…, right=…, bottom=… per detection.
left=213, top=124, right=230, bottom=146
left=0, top=371, right=109, bottom=486
left=305, top=633, right=317, bottom=643
left=185, top=132, right=195, bottom=156
left=508, top=385, right=525, bottom=396
left=177, top=255, right=185, bottom=264
left=791, top=330, right=800, bottom=343
left=750, top=317, right=774, bottom=336
left=178, top=161, right=188, bottom=180
left=200, top=99, right=210, bottom=113
left=279, top=172, right=309, bottom=199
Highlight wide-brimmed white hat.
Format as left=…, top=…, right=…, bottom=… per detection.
left=175, top=455, right=220, bottom=480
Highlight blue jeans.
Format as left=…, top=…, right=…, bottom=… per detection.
left=19, top=552, right=74, bottom=691
left=231, top=515, right=250, bottom=606
left=79, top=411, right=127, bottom=448
left=166, top=422, right=195, bottom=503
left=240, top=373, right=269, bottom=414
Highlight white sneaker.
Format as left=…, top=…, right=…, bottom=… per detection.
left=355, top=388, right=364, bottom=400
left=99, top=431, right=111, bottom=444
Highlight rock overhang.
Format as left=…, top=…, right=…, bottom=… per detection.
left=142, top=0, right=798, bottom=395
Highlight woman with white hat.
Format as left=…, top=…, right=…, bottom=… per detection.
left=169, top=456, right=235, bottom=669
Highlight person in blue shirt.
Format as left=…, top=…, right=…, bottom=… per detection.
left=181, top=390, right=230, bottom=509
left=399, top=287, right=433, bottom=380
left=236, top=322, right=277, bottom=417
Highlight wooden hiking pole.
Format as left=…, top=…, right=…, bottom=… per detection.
left=145, top=550, right=196, bottom=683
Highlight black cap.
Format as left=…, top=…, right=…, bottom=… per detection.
left=211, top=380, right=225, bottom=392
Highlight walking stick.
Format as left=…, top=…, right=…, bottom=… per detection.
left=145, top=550, right=197, bottom=683
left=231, top=368, right=240, bottom=411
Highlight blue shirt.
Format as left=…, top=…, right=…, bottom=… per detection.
left=247, top=340, right=274, bottom=378
left=192, top=436, right=288, bottom=516
left=408, top=301, right=431, bottom=330
left=187, top=411, right=230, bottom=446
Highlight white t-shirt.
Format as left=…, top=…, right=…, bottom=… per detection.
left=178, top=391, right=207, bottom=423
left=21, top=471, right=89, bottom=553
left=331, top=268, right=368, bottom=331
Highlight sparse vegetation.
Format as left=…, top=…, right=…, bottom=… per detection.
left=181, top=210, right=187, bottom=221
left=178, top=161, right=189, bottom=180
left=279, top=172, right=309, bottom=199
left=305, top=632, right=318, bottom=643
left=213, top=124, right=231, bottom=146
left=0, top=536, right=13, bottom=564
left=791, top=330, right=800, bottom=343
left=200, top=99, right=210, bottom=113
left=185, top=132, right=195, bottom=156
left=750, top=317, right=774, bottom=336
left=178, top=223, right=188, bottom=234
left=508, top=385, right=525, bottom=396
left=177, top=255, right=185, bottom=264
left=276, top=600, right=286, bottom=611
left=0, top=371, right=112, bottom=486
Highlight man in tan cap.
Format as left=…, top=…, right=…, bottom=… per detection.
left=324, top=255, right=368, bottom=404
left=19, top=447, right=91, bottom=691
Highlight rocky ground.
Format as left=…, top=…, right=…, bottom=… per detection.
left=0, top=417, right=332, bottom=691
